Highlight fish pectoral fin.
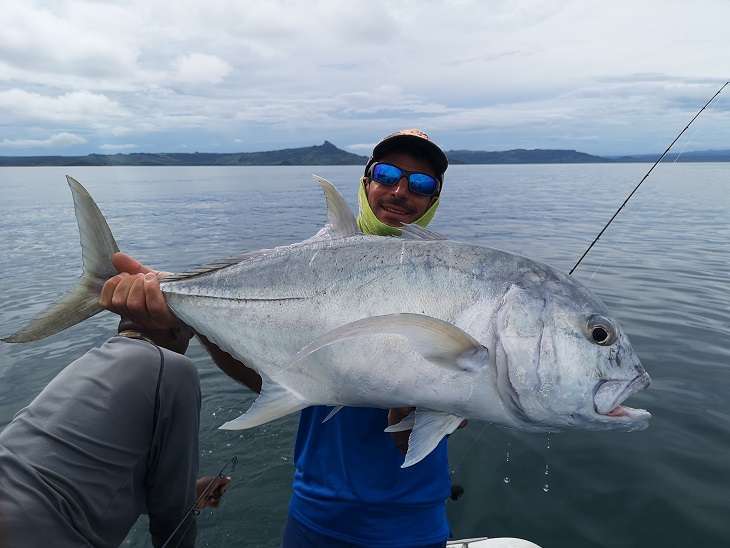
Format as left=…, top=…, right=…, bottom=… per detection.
left=402, top=410, right=464, bottom=468
left=384, top=410, right=415, bottom=432
left=312, top=175, right=360, bottom=237
left=294, top=313, right=489, bottom=373
left=219, top=378, right=308, bottom=430
left=321, top=405, right=344, bottom=423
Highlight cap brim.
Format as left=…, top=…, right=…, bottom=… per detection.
left=371, top=134, right=448, bottom=176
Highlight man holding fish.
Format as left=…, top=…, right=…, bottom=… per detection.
left=1, top=126, right=652, bottom=546
left=102, top=129, right=457, bottom=547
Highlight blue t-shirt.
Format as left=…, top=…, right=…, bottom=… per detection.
left=289, top=405, right=451, bottom=547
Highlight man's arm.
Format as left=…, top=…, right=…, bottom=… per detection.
left=100, top=253, right=263, bottom=393
left=197, top=334, right=262, bottom=393
left=146, top=350, right=201, bottom=548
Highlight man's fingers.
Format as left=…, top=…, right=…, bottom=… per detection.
left=195, top=476, right=231, bottom=509
left=99, top=275, right=122, bottom=309
left=143, top=273, right=178, bottom=328
left=112, top=252, right=154, bottom=275
left=208, top=477, right=231, bottom=507
left=101, top=270, right=178, bottom=330
left=110, top=273, right=135, bottom=316
left=127, top=274, right=149, bottom=319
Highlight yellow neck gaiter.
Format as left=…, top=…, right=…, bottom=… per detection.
left=355, top=178, right=440, bottom=236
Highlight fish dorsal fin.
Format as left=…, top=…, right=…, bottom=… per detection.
left=165, top=175, right=356, bottom=283
left=293, top=313, right=489, bottom=373
left=401, top=410, right=464, bottom=467
left=161, top=254, right=250, bottom=283
left=218, top=376, right=308, bottom=430
left=161, top=245, right=286, bottom=283
left=399, top=223, right=447, bottom=241
left=312, top=175, right=359, bottom=237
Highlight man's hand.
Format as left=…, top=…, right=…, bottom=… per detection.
left=100, top=252, right=179, bottom=330
left=387, top=407, right=468, bottom=455
left=195, top=476, right=231, bottom=509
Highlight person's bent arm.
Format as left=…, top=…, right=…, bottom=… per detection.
left=197, top=334, right=262, bottom=393
left=101, top=253, right=262, bottom=393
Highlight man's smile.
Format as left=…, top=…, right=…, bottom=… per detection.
left=381, top=202, right=412, bottom=215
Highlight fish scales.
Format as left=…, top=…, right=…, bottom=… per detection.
left=162, top=237, right=506, bottom=417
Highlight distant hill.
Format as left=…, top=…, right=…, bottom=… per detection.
left=610, top=149, right=730, bottom=163
left=446, top=148, right=609, bottom=164
left=1, top=142, right=729, bottom=167
left=0, top=141, right=367, bottom=167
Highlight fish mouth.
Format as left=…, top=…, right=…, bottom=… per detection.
left=593, top=373, right=651, bottom=423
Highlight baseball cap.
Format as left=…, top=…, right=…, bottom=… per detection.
left=364, top=129, right=448, bottom=181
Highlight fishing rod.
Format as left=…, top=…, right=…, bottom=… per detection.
left=569, top=80, right=729, bottom=276
left=160, top=455, right=238, bottom=548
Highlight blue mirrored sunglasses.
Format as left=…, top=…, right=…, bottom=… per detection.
left=370, top=162, right=440, bottom=197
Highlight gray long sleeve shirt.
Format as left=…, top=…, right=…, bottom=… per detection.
left=0, top=336, right=201, bottom=548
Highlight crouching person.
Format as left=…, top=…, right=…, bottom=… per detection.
left=0, top=321, right=228, bottom=548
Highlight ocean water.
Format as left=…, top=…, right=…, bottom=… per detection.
left=0, top=164, right=728, bottom=548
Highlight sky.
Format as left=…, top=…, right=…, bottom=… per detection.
left=0, top=0, right=728, bottom=156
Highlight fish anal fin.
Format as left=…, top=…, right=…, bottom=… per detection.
left=402, top=410, right=464, bottom=468
left=219, top=379, right=308, bottom=430
left=384, top=410, right=415, bottom=433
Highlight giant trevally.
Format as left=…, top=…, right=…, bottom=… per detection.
left=3, top=176, right=651, bottom=467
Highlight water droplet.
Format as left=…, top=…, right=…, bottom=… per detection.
left=542, top=442, right=551, bottom=493
left=502, top=442, right=512, bottom=486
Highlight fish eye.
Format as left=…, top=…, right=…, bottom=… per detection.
left=586, top=315, right=617, bottom=346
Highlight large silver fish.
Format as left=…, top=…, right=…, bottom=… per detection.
left=3, top=176, right=651, bottom=467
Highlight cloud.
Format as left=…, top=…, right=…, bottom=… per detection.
left=0, top=0, right=728, bottom=155
left=346, top=143, right=377, bottom=151
left=99, top=143, right=138, bottom=151
left=0, top=89, right=128, bottom=124
left=0, top=132, right=86, bottom=148
left=172, top=53, right=232, bottom=84
left=0, top=3, right=139, bottom=79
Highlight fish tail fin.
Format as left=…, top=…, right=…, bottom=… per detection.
left=2, top=176, right=120, bottom=343
left=218, top=377, right=309, bottom=430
